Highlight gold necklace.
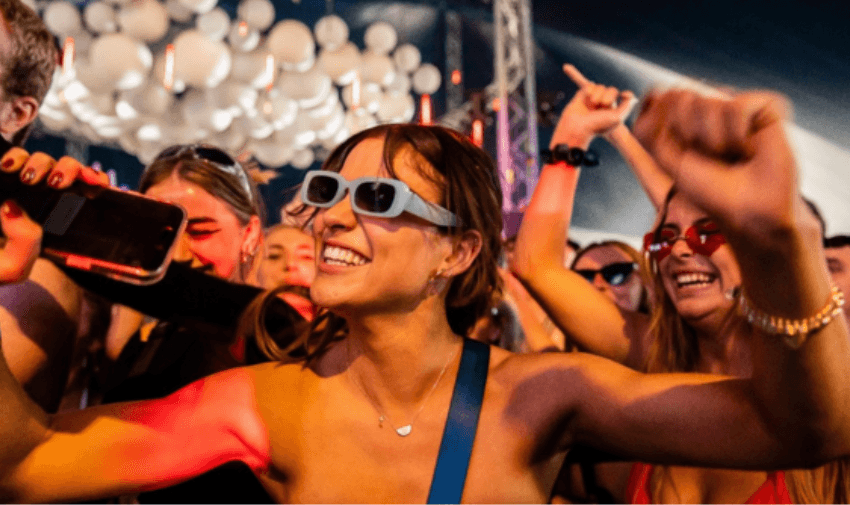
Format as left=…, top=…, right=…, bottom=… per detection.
left=347, top=342, right=458, bottom=437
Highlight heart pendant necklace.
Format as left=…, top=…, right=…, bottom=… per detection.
left=349, top=343, right=458, bottom=437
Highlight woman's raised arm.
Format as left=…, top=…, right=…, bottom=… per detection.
left=512, top=65, right=645, bottom=364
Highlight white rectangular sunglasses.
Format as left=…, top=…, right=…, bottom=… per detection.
left=300, top=170, right=459, bottom=227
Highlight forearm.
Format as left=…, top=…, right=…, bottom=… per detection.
left=62, top=262, right=262, bottom=328
left=735, top=205, right=850, bottom=455
left=513, top=163, right=581, bottom=278
left=0, top=342, right=50, bottom=493
left=606, top=125, right=672, bottom=209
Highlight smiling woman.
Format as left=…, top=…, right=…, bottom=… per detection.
left=0, top=100, right=849, bottom=503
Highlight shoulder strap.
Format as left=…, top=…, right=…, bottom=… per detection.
left=427, top=338, right=490, bottom=504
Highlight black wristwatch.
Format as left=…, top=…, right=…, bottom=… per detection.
left=540, top=144, right=599, bottom=167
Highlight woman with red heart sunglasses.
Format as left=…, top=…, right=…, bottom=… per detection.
left=513, top=66, right=849, bottom=503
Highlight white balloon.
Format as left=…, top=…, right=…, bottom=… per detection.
left=393, top=44, right=421, bottom=74
left=313, top=104, right=345, bottom=141
left=91, top=114, right=124, bottom=139
left=38, top=106, right=74, bottom=132
left=317, top=42, right=360, bottom=86
left=249, top=136, right=295, bottom=168
left=321, top=124, right=351, bottom=151
left=197, top=8, right=231, bottom=41
left=19, top=0, right=36, bottom=12
left=212, top=127, right=249, bottom=154
left=376, top=93, right=414, bottom=123
left=116, top=82, right=174, bottom=120
left=210, top=81, right=258, bottom=117
left=344, top=108, right=377, bottom=136
left=314, top=15, right=348, bottom=51
left=411, top=63, right=442, bottom=95
left=235, top=114, right=274, bottom=140
left=84, top=34, right=153, bottom=92
left=258, top=90, right=298, bottom=130
left=160, top=109, right=207, bottom=144
left=173, top=29, right=233, bottom=89
left=267, top=20, right=315, bottom=71
left=237, top=0, right=275, bottom=31
left=359, top=51, right=395, bottom=87
left=166, top=0, right=194, bottom=22
left=364, top=21, right=397, bottom=56
left=177, top=0, right=217, bottom=14
left=83, top=2, right=117, bottom=34
left=385, top=72, right=411, bottom=96
left=69, top=30, right=94, bottom=58
left=43, top=2, right=82, bottom=38
left=290, top=148, right=315, bottom=170
left=181, top=89, right=232, bottom=132
left=230, top=49, right=274, bottom=88
left=341, top=81, right=381, bottom=114
left=276, top=115, right=316, bottom=148
left=117, top=0, right=169, bottom=43
left=277, top=66, right=332, bottom=109
left=227, top=21, right=260, bottom=52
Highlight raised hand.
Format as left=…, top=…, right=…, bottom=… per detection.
left=551, top=65, right=636, bottom=150
left=632, top=89, right=798, bottom=235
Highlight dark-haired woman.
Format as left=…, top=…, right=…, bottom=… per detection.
left=0, top=102, right=847, bottom=503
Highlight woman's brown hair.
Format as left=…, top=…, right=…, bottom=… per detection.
left=253, top=123, right=504, bottom=365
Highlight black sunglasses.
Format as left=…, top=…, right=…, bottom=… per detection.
left=574, top=262, right=639, bottom=286
left=154, top=144, right=252, bottom=200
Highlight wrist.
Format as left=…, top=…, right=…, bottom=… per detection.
left=603, top=124, right=631, bottom=144
left=550, top=133, right=592, bottom=151
left=541, top=144, right=598, bottom=167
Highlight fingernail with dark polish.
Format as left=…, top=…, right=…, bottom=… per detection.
left=2, top=157, right=14, bottom=169
left=48, top=172, right=64, bottom=188
left=2, top=201, right=22, bottom=218
left=20, top=168, right=36, bottom=184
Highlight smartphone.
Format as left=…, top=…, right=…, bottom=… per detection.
left=0, top=137, right=186, bottom=285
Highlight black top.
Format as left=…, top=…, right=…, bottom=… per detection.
left=64, top=262, right=305, bottom=503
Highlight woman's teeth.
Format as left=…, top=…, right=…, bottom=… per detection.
left=675, top=272, right=715, bottom=288
left=323, top=245, right=368, bottom=266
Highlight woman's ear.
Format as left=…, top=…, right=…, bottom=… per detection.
left=242, top=215, right=263, bottom=257
left=440, top=230, right=483, bottom=278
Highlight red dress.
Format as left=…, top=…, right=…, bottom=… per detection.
left=625, top=462, right=792, bottom=504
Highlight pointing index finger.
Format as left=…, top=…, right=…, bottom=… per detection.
left=563, top=64, right=592, bottom=89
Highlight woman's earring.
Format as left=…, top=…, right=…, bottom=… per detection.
left=428, top=268, right=447, bottom=296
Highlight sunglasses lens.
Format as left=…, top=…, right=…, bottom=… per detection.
left=195, top=146, right=236, bottom=166
left=574, top=270, right=596, bottom=283
left=155, top=145, right=185, bottom=160
left=307, top=175, right=340, bottom=205
left=602, top=263, right=635, bottom=286
left=354, top=182, right=396, bottom=213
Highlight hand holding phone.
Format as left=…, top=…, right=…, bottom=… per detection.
left=0, top=139, right=186, bottom=285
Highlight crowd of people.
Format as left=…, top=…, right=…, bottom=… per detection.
left=0, top=0, right=849, bottom=503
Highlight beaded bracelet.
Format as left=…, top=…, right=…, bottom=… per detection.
left=737, top=285, right=846, bottom=349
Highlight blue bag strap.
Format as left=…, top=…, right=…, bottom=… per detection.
left=427, top=338, right=490, bottom=504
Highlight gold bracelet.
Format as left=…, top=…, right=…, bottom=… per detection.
left=737, top=285, right=846, bottom=349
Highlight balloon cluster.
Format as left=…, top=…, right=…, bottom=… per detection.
left=35, top=0, right=443, bottom=169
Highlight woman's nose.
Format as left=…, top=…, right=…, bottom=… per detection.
left=315, top=192, right=356, bottom=234
left=173, top=233, right=193, bottom=262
